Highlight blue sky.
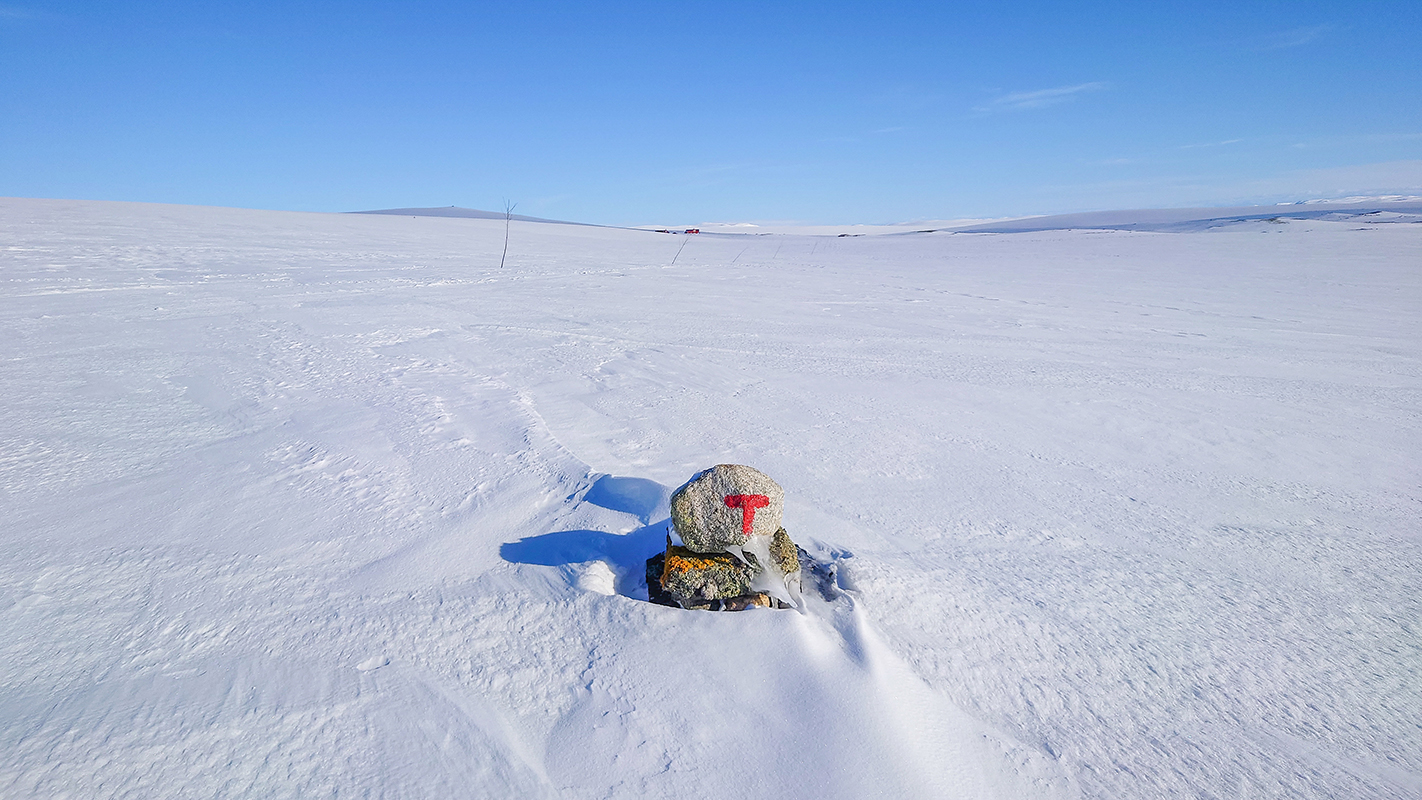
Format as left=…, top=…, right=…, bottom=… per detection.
left=2, top=1, right=1419, bottom=225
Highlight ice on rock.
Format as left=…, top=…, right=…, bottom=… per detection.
left=732, top=529, right=803, bottom=608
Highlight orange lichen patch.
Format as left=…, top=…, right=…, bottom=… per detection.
left=662, top=549, right=734, bottom=576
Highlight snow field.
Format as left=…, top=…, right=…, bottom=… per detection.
left=1, top=198, right=1419, bottom=798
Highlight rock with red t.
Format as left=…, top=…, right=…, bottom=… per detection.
left=669, top=464, right=786, bottom=553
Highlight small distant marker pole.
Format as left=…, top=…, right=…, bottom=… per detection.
left=671, top=236, right=689, bottom=266
left=500, top=200, right=516, bottom=269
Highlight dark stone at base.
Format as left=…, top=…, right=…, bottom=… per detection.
left=717, top=592, right=781, bottom=611
left=667, top=590, right=785, bottom=612
left=645, top=552, right=680, bottom=608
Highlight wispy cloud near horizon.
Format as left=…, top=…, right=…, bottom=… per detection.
left=0, top=4, right=46, bottom=21
left=975, top=82, right=1107, bottom=114
left=1255, top=24, right=1334, bottom=50
left=1179, top=138, right=1245, bottom=150
left=1023, top=159, right=1422, bottom=214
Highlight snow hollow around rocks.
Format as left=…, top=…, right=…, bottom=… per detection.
left=1, top=197, right=1419, bottom=799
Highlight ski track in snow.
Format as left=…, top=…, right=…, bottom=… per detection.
left=1, top=198, right=1419, bottom=798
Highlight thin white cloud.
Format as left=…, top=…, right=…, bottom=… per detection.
left=1182, top=131, right=1420, bottom=152
left=1179, top=138, right=1245, bottom=150
left=1256, top=24, right=1333, bottom=50
left=975, top=82, right=1107, bottom=114
left=1028, top=159, right=1422, bottom=211
left=872, top=85, right=944, bottom=111
left=1217, top=160, right=1422, bottom=203
left=1363, top=132, right=1422, bottom=143
left=0, top=4, right=43, bottom=20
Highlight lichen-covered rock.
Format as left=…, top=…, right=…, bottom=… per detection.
left=659, top=544, right=755, bottom=607
left=770, top=527, right=800, bottom=576
left=647, top=544, right=793, bottom=611
left=670, top=464, right=785, bottom=553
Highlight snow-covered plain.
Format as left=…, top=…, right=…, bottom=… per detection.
left=2, top=197, right=1419, bottom=799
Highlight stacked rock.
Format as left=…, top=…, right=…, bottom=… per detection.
left=647, top=464, right=802, bottom=611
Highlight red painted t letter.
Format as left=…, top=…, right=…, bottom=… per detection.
left=724, top=494, right=770, bottom=537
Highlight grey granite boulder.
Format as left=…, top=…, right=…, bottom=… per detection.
left=670, top=464, right=785, bottom=553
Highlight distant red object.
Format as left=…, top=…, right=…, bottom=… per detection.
left=684, top=228, right=700, bottom=234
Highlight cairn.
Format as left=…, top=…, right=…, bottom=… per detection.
left=647, top=465, right=802, bottom=611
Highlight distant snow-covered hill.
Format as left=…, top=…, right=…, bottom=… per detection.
left=353, top=205, right=591, bottom=226
left=640, top=198, right=1422, bottom=236
left=947, top=198, right=1422, bottom=233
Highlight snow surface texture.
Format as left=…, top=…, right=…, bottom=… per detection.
left=1, top=197, right=1419, bottom=799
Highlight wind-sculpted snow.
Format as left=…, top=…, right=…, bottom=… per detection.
left=1, top=197, right=1418, bottom=798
